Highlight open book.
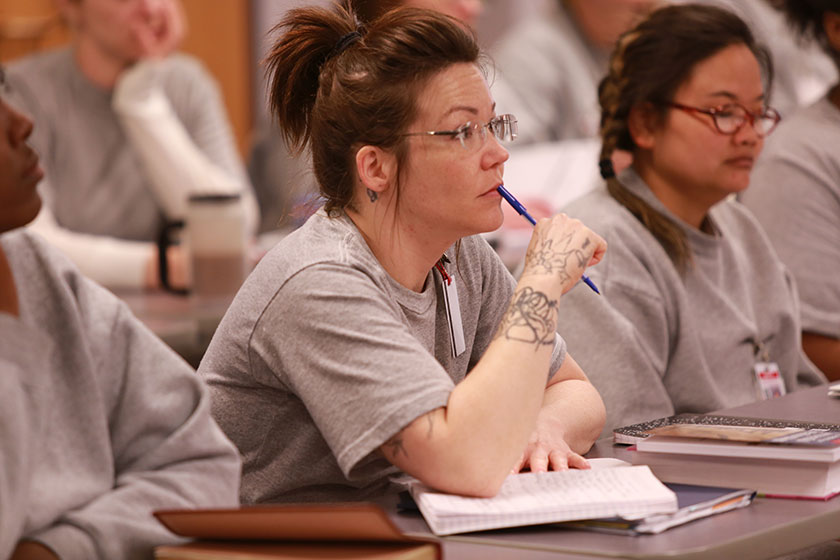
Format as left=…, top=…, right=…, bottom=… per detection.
left=408, top=461, right=677, bottom=536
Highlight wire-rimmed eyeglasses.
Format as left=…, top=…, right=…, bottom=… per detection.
left=664, top=102, right=781, bottom=137
left=402, top=114, right=518, bottom=151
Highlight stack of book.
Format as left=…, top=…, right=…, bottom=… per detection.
left=618, top=419, right=840, bottom=500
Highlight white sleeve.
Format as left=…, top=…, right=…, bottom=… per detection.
left=112, top=59, right=259, bottom=236
left=28, top=203, right=152, bottom=290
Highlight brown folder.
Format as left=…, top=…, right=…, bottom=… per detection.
left=153, top=503, right=440, bottom=560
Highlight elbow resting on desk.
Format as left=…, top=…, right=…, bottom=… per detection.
left=380, top=407, right=523, bottom=498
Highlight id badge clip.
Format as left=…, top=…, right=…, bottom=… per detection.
left=435, top=257, right=466, bottom=358
left=752, top=340, right=785, bottom=400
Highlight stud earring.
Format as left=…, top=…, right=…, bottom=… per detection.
left=366, top=188, right=378, bottom=203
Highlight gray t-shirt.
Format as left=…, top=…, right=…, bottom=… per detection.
left=200, top=210, right=566, bottom=503
left=0, top=230, right=240, bottom=559
left=742, top=95, right=840, bottom=339
left=557, top=169, right=825, bottom=437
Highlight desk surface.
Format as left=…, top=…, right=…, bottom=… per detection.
left=390, top=386, right=840, bottom=560
left=116, top=290, right=232, bottom=367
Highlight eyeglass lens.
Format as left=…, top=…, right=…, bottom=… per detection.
left=458, top=115, right=518, bottom=149
left=714, top=106, right=778, bottom=136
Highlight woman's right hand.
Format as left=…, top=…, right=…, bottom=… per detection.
left=521, top=214, right=606, bottom=295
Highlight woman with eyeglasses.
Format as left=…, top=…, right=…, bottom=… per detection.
left=553, top=3, right=826, bottom=436
left=198, top=4, right=607, bottom=503
left=741, top=0, right=840, bottom=382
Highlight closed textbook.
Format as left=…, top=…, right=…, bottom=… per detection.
left=633, top=424, right=840, bottom=499
left=152, top=503, right=440, bottom=560
left=409, top=464, right=678, bottom=536
left=613, top=414, right=840, bottom=445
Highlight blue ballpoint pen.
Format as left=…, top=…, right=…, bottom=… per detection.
left=497, top=184, right=601, bottom=295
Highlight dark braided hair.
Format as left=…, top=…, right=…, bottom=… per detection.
left=598, top=3, right=772, bottom=273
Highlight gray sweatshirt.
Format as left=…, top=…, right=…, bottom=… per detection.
left=742, top=95, right=840, bottom=339
left=0, top=230, right=241, bottom=560
left=557, top=169, right=825, bottom=437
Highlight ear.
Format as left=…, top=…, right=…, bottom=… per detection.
left=628, top=102, right=658, bottom=150
left=355, top=145, right=397, bottom=197
left=824, top=11, right=840, bottom=53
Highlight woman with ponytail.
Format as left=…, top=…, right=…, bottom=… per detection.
left=556, top=3, right=825, bottom=436
left=198, top=4, right=606, bottom=503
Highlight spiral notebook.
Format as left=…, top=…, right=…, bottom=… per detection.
left=408, top=462, right=677, bottom=536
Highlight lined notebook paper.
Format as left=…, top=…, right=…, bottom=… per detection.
left=410, top=465, right=677, bottom=535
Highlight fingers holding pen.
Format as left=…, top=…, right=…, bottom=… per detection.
left=521, top=213, right=607, bottom=293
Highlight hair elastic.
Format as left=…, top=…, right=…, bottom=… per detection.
left=599, top=159, right=616, bottom=179
left=328, top=30, right=362, bottom=61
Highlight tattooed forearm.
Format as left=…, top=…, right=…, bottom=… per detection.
left=523, top=234, right=591, bottom=279
left=384, top=434, right=408, bottom=460
left=493, top=286, right=559, bottom=348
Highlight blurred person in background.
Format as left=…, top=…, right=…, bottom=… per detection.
left=741, top=0, right=840, bottom=381
left=675, top=0, right=837, bottom=117
left=7, top=0, right=258, bottom=291
left=349, top=0, right=483, bottom=26
left=491, top=0, right=657, bottom=145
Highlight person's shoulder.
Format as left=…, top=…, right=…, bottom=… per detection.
left=270, top=211, right=368, bottom=263
left=763, top=98, right=839, bottom=156
left=246, top=212, right=383, bottom=298
left=2, top=228, right=69, bottom=271
left=6, top=48, right=73, bottom=107
left=6, top=47, right=71, bottom=77
left=3, top=229, right=123, bottom=313
left=563, top=186, right=629, bottom=236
